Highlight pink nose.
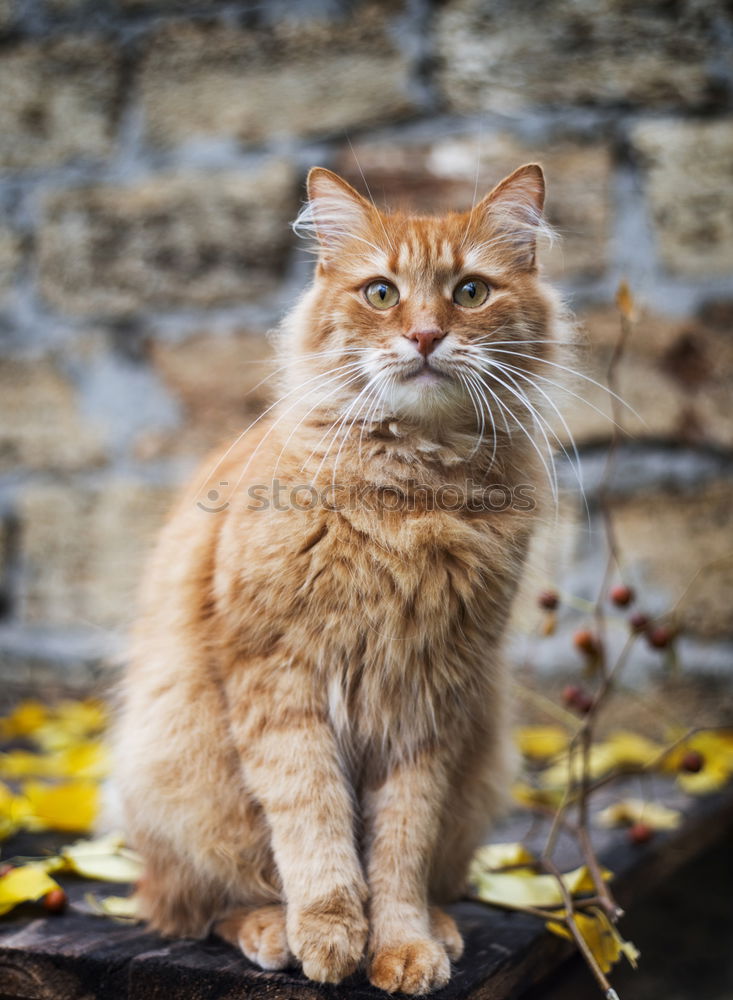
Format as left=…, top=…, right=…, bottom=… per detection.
left=405, top=328, right=446, bottom=357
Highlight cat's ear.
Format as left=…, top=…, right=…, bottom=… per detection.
left=294, top=167, right=374, bottom=264
left=475, top=164, right=547, bottom=269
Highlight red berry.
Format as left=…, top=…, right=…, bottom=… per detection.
left=574, top=692, right=594, bottom=714
left=562, top=684, right=582, bottom=706
left=629, top=611, right=650, bottom=633
left=573, top=628, right=599, bottom=656
left=610, top=584, right=634, bottom=607
left=680, top=750, right=704, bottom=773
left=562, top=685, right=593, bottom=714
left=628, top=822, right=654, bottom=845
left=43, top=888, right=67, bottom=914
left=539, top=590, right=560, bottom=611
left=647, top=625, right=674, bottom=649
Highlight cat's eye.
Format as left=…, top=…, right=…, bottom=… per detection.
left=453, top=278, right=490, bottom=308
left=364, top=280, right=400, bottom=310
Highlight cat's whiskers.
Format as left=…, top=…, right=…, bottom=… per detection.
left=469, top=368, right=559, bottom=506
left=297, top=365, right=380, bottom=477
left=271, top=370, right=367, bottom=480
left=484, top=354, right=630, bottom=432
left=486, top=348, right=641, bottom=421
left=466, top=367, right=501, bottom=466
left=305, top=372, right=384, bottom=486
left=329, top=372, right=393, bottom=489
left=357, top=372, right=391, bottom=466
left=479, top=362, right=566, bottom=496
left=227, top=361, right=371, bottom=498
left=457, top=357, right=512, bottom=441
left=195, top=357, right=370, bottom=496
left=482, top=358, right=590, bottom=519
left=459, top=367, right=500, bottom=465
left=478, top=364, right=560, bottom=503
left=455, top=372, right=484, bottom=459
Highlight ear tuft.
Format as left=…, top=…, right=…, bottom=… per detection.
left=489, top=163, right=545, bottom=215
left=293, top=167, right=374, bottom=262
left=475, top=163, right=550, bottom=268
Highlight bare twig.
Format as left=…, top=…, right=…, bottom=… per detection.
left=542, top=856, right=617, bottom=996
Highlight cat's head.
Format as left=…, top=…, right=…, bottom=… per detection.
left=287, top=164, right=562, bottom=434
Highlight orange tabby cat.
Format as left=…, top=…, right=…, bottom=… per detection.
left=114, top=163, right=568, bottom=994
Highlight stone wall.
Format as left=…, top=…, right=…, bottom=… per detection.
left=0, top=0, right=732, bottom=692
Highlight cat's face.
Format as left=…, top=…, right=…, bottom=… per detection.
left=290, top=164, right=557, bottom=430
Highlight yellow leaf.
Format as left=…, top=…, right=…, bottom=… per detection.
left=471, top=842, right=536, bottom=879
left=0, top=741, right=109, bottom=782
left=56, top=742, right=110, bottom=781
left=539, top=731, right=664, bottom=790
left=678, top=756, right=731, bottom=795
left=605, top=731, right=664, bottom=769
left=512, top=782, right=564, bottom=809
left=615, top=281, right=638, bottom=322
left=33, top=700, right=107, bottom=753
left=55, top=699, right=107, bottom=737
left=60, top=833, right=143, bottom=883
left=0, top=782, right=19, bottom=842
left=22, top=781, right=99, bottom=833
left=0, top=864, right=59, bottom=916
left=539, top=743, right=614, bottom=788
left=0, top=701, right=48, bottom=740
left=515, top=726, right=569, bottom=760
left=664, top=731, right=733, bottom=794
left=547, top=908, right=639, bottom=974
left=86, top=892, right=141, bottom=921
left=0, top=750, right=55, bottom=779
left=0, top=782, right=34, bottom=841
left=471, top=864, right=610, bottom=910
left=596, top=798, right=681, bottom=831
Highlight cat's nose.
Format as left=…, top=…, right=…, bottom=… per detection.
left=404, top=328, right=446, bottom=357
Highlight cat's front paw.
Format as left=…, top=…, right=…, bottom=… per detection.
left=288, top=887, right=368, bottom=984
left=369, top=938, right=451, bottom=995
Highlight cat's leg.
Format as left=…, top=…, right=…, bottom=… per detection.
left=134, top=837, right=226, bottom=939
left=224, top=664, right=368, bottom=984
left=430, top=705, right=517, bottom=904
left=215, top=904, right=292, bottom=970
left=364, top=750, right=454, bottom=995
left=429, top=906, right=464, bottom=961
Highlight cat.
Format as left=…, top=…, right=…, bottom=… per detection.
left=113, top=162, right=568, bottom=995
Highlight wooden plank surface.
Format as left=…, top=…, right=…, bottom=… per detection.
left=1, top=780, right=732, bottom=1000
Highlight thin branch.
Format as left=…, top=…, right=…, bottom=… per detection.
left=541, top=856, right=617, bottom=996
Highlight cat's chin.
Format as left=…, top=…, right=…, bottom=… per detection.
left=383, top=371, right=466, bottom=424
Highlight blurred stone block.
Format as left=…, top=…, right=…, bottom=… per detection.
left=0, top=0, right=15, bottom=31
left=631, top=119, right=733, bottom=278
left=38, top=162, right=297, bottom=315
left=0, top=37, right=119, bottom=169
left=139, top=4, right=415, bottom=148
left=555, top=304, right=733, bottom=451
left=0, top=228, right=21, bottom=303
left=612, top=481, right=733, bottom=639
left=139, top=328, right=276, bottom=461
left=0, top=358, right=106, bottom=471
left=436, top=0, right=728, bottom=114
left=335, top=135, right=611, bottom=280
left=18, top=480, right=175, bottom=629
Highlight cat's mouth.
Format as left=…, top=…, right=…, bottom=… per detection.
left=398, top=359, right=450, bottom=384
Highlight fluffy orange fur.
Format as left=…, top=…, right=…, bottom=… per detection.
left=113, top=163, right=569, bottom=994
